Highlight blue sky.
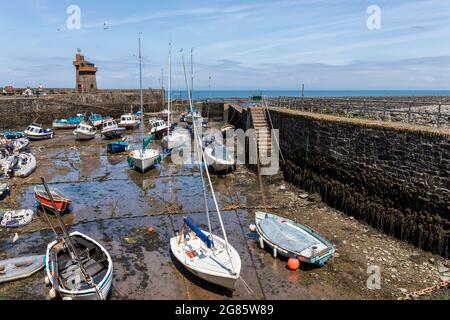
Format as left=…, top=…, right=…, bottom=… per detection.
left=1, top=0, right=450, bottom=90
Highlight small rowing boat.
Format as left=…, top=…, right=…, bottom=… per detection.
left=0, top=255, right=45, bottom=284
left=254, top=212, right=335, bottom=267
left=107, top=140, right=129, bottom=154
left=34, top=185, right=72, bottom=213
left=1, top=209, right=35, bottom=228
left=45, top=231, right=114, bottom=300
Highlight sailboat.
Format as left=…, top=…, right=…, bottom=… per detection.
left=170, top=51, right=241, bottom=291
left=163, top=43, right=190, bottom=152
left=128, top=35, right=161, bottom=174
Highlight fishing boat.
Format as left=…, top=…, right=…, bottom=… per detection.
left=53, top=114, right=84, bottom=130
left=12, top=153, right=37, bottom=178
left=119, top=113, right=140, bottom=130
left=184, top=110, right=202, bottom=124
left=254, top=212, right=335, bottom=267
left=101, top=120, right=126, bottom=139
left=74, top=123, right=97, bottom=141
left=107, top=139, right=129, bottom=154
left=89, top=114, right=113, bottom=128
left=204, top=143, right=235, bottom=174
left=171, top=51, right=241, bottom=291
left=0, top=131, right=26, bottom=140
left=25, top=123, right=54, bottom=141
left=162, top=44, right=191, bottom=152
left=128, top=36, right=161, bottom=174
left=149, top=118, right=169, bottom=139
left=0, top=255, right=45, bottom=284
left=45, top=231, right=114, bottom=300
left=134, top=110, right=144, bottom=121
left=34, top=185, right=72, bottom=213
left=1, top=209, right=35, bottom=228
left=158, top=109, right=170, bottom=121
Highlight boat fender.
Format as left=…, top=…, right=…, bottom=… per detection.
left=249, top=224, right=257, bottom=232
left=49, top=288, right=57, bottom=299
left=273, top=248, right=277, bottom=259
left=44, top=276, right=50, bottom=286
left=288, top=258, right=300, bottom=271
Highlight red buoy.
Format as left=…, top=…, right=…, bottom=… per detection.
left=288, top=258, right=300, bottom=271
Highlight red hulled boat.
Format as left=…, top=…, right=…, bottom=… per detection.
left=34, top=185, right=72, bottom=213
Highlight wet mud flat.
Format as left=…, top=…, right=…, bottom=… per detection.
left=0, top=127, right=449, bottom=300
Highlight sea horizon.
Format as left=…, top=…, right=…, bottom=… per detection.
left=167, top=89, right=450, bottom=100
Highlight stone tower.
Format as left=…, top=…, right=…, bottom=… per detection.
left=73, top=51, right=98, bottom=93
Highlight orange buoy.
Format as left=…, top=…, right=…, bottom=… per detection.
left=288, top=258, right=300, bottom=271
left=147, top=227, right=155, bottom=233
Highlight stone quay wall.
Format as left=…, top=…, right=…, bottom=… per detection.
left=228, top=105, right=450, bottom=257
left=0, top=89, right=164, bottom=129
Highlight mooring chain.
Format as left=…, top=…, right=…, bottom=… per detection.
left=398, top=280, right=450, bottom=300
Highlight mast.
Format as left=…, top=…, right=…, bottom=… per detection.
left=168, top=43, right=172, bottom=131
left=138, top=33, right=144, bottom=148
left=181, top=54, right=236, bottom=273
left=190, top=48, right=194, bottom=103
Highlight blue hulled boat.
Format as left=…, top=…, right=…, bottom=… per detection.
left=53, top=114, right=84, bottom=130
left=107, top=140, right=129, bottom=154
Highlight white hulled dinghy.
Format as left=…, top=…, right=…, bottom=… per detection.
left=38, top=177, right=113, bottom=300
left=255, top=212, right=335, bottom=267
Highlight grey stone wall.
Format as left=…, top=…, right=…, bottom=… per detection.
left=0, top=90, right=164, bottom=129
left=267, top=109, right=450, bottom=257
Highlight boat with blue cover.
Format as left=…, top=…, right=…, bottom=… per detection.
left=0, top=131, right=26, bottom=140
left=53, top=114, right=84, bottom=130
left=89, top=114, right=113, bottom=128
left=254, top=211, right=335, bottom=267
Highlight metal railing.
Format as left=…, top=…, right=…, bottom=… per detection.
left=264, top=97, right=450, bottom=128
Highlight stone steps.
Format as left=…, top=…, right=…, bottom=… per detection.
left=250, top=108, right=273, bottom=158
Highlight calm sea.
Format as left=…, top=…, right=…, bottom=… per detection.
left=169, top=90, right=450, bottom=100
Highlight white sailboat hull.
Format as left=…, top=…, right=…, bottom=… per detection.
left=74, top=131, right=96, bottom=141
left=163, top=131, right=190, bottom=150
left=170, top=231, right=241, bottom=290
left=204, top=145, right=235, bottom=173
left=129, top=149, right=160, bottom=173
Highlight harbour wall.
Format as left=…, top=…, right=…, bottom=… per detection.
left=229, top=106, right=450, bottom=257
left=0, top=90, right=164, bottom=129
